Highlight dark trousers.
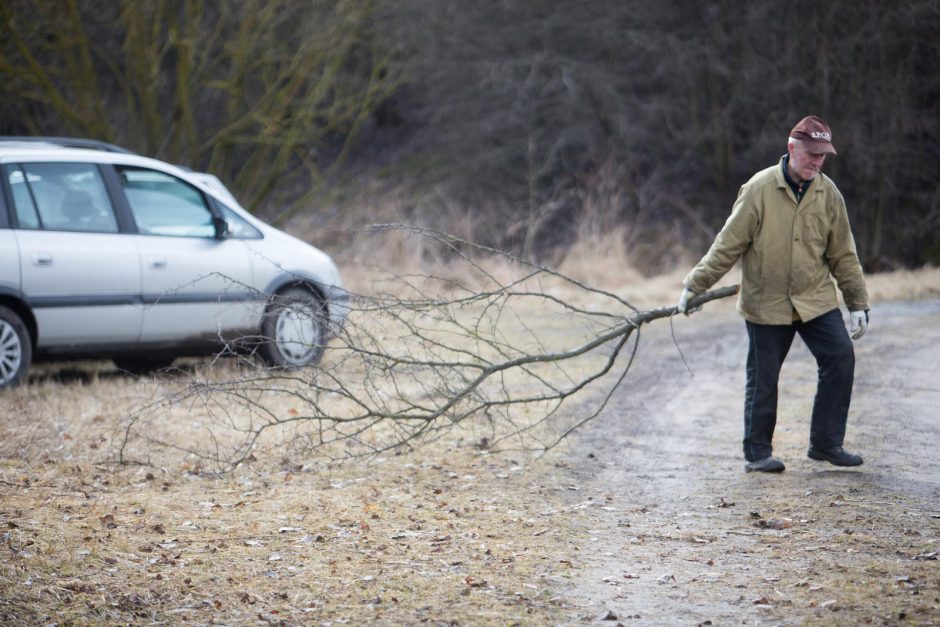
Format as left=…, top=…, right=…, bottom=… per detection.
left=743, top=308, right=855, bottom=462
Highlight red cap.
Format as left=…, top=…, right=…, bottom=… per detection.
left=789, top=115, right=837, bottom=155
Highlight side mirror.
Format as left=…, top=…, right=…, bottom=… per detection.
left=212, top=215, right=229, bottom=240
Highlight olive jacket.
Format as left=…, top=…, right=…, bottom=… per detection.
left=683, top=156, right=869, bottom=325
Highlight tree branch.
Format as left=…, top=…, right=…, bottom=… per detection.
left=114, top=226, right=739, bottom=471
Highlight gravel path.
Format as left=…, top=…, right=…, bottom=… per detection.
left=558, top=299, right=940, bottom=625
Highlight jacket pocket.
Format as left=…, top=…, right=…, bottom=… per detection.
left=801, top=213, right=829, bottom=246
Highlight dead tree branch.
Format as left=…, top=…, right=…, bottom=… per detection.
left=116, top=226, right=739, bottom=471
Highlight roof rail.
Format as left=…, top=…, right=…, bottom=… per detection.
left=0, top=136, right=137, bottom=155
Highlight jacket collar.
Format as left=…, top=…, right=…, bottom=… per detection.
left=782, top=155, right=814, bottom=202
left=777, top=155, right=816, bottom=204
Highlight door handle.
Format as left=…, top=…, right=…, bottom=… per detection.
left=149, top=258, right=167, bottom=269
left=32, top=253, right=53, bottom=266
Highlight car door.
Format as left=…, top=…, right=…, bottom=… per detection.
left=4, top=162, right=141, bottom=347
left=114, top=166, right=257, bottom=343
left=0, top=187, right=19, bottom=297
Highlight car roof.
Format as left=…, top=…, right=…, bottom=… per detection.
left=0, top=136, right=136, bottom=154
left=0, top=137, right=249, bottom=212
left=0, top=137, right=197, bottom=176
left=0, top=144, right=192, bottom=177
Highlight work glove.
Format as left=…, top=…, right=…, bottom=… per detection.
left=676, top=288, right=702, bottom=315
left=849, top=310, right=869, bottom=340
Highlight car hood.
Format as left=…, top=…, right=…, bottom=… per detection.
left=247, top=225, right=343, bottom=292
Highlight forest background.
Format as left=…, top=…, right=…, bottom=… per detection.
left=1, top=0, right=937, bottom=273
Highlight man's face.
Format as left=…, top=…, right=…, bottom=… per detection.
left=787, top=140, right=828, bottom=182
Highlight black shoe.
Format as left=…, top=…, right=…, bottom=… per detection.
left=745, top=457, right=785, bottom=473
left=807, top=446, right=863, bottom=467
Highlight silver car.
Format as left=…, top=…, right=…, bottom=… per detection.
left=0, top=138, right=347, bottom=388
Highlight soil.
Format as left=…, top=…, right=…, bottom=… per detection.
left=554, top=299, right=940, bottom=624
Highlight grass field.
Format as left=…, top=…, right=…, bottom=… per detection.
left=2, top=249, right=937, bottom=624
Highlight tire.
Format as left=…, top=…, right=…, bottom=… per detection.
left=258, top=287, right=327, bottom=367
left=0, top=306, right=31, bottom=389
left=113, top=356, right=175, bottom=375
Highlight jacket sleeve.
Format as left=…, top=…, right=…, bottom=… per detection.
left=825, top=190, right=869, bottom=311
left=683, top=185, right=759, bottom=293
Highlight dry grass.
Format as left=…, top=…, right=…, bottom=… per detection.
left=2, top=229, right=938, bottom=624
left=329, top=222, right=940, bottom=309
left=1, top=368, right=591, bottom=624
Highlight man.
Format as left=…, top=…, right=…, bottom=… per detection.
left=677, top=115, right=870, bottom=473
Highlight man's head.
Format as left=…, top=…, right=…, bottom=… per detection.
left=787, top=115, right=836, bottom=182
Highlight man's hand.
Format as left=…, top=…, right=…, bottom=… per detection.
left=850, top=310, right=869, bottom=340
left=676, top=288, right=702, bottom=315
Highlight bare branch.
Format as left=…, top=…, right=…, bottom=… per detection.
left=115, top=226, right=738, bottom=471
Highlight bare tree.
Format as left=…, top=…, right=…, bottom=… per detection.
left=372, top=0, right=939, bottom=269
left=116, top=226, right=737, bottom=471
left=0, top=0, right=400, bottom=215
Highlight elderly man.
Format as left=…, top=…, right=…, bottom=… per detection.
left=678, top=115, right=869, bottom=473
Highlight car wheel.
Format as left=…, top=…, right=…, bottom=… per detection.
left=0, top=306, right=31, bottom=389
left=259, top=287, right=326, bottom=367
left=113, top=356, right=175, bottom=375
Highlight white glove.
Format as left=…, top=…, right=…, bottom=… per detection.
left=850, top=310, right=869, bottom=340
left=676, top=288, right=701, bottom=315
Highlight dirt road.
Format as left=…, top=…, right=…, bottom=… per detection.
left=558, top=299, right=940, bottom=624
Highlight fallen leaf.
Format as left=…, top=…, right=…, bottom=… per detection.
left=656, top=574, right=675, bottom=584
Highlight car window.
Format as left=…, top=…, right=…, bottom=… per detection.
left=118, top=166, right=214, bottom=237
left=10, top=163, right=118, bottom=233
left=7, top=168, right=41, bottom=229
left=219, top=204, right=262, bottom=239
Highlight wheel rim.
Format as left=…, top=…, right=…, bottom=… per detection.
left=274, top=301, right=322, bottom=365
left=0, top=319, right=23, bottom=385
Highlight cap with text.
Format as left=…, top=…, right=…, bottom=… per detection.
left=790, top=115, right=837, bottom=155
